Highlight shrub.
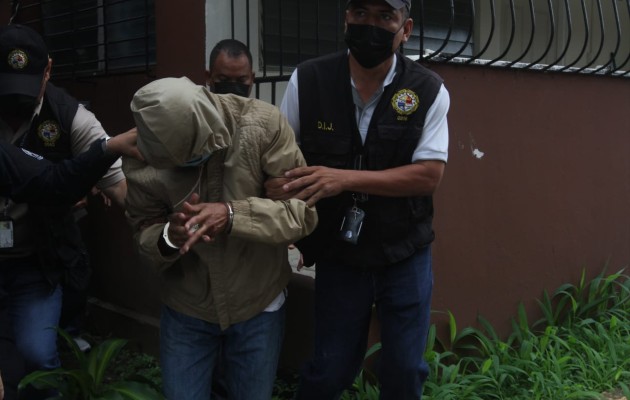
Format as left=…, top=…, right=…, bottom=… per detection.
left=19, top=328, right=164, bottom=400
left=341, top=267, right=630, bottom=400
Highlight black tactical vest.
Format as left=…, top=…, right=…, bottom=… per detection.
left=18, top=83, right=88, bottom=288
left=296, top=51, right=443, bottom=267
left=18, top=83, right=78, bottom=161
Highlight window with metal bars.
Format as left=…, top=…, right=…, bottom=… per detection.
left=411, top=0, right=474, bottom=59
left=259, top=0, right=473, bottom=75
left=255, top=0, right=630, bottom=78
left=10, top=0, right=156, bottom=78
left=260, top=0, right=344, bottom=75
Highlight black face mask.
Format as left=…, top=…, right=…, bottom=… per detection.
left=345, top=23, right=398, bottom=69
left=0, top=94, right=38, bottom=120
left=212, top=81, right=252, bottom=98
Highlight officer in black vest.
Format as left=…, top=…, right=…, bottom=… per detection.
left=0, top=24, right=128, bottom=400
left=267, top=0, right=450, bottom=398
left=0, top=129, right=140, bottom=400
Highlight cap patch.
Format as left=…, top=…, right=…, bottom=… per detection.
left=8, top=49, right=28, bottom=70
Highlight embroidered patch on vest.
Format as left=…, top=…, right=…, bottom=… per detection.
left=8, top=49, right=28, bottom=70
left=37, top=120, right=61, bottom=147
left=391, top=89, right=419, bottom=116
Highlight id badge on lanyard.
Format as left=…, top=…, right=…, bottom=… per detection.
left=0, top=198, right=14, bottom=248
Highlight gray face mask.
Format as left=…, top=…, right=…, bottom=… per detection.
left=181, top=153, right=211, bottom=167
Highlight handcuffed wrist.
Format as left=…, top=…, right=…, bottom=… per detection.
left=101, top=137, right=111, bottom=154
left=162, top=222, right=180, bottom=249
left=224, top=202, right=234, bottom=234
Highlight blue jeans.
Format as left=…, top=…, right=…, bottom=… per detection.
left=0, top=261, right=62, bottom=400
left=160, top=304, right=286, bottom=400
left=296, top=246, right=433, bottom=400
left=0, top=264, right=62, bottom=371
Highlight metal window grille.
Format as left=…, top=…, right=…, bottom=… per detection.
left=260, top=0, right=344, bottom=75
left=10, top=0, right=156, bottom=79
left=416, top=0, right=630, bottom=78
left=258, top=0, right=474, bottom=74
left=255, top=0, right=629, bottom=79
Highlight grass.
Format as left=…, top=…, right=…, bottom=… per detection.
left=62, top=266, right=630, bottom=400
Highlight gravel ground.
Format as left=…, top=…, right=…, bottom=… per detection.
left=602, top=390, right=628, bottom=400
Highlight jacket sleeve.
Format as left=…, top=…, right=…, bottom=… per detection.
left=229, top=109, right=318, bottom=245
left=122, top=158, right=179, bottom=272
left=1, top=139, right=119, bottom=205
left=0, top=141, right=47, bottom=197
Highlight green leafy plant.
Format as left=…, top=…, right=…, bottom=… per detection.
left=18, top=328, right=164, bottom=399
left=110, top=349, right=162, bottom=392
left=339, top=343, right=382, bottom=400
left=272, top=371, right=299, bottom=400
left=340, top=370, right=380, bottom=400
left=329, top=267, right=630, bottom=400
left=422, top=267, right=630, bottom=400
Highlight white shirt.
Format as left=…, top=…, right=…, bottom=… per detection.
left=280, top=54, right=450, bottom=163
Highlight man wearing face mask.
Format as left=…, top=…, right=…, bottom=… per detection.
left=267, top=0, right=450, bottom=398
left=206, top=39, right=255, bottom=98
left=0, top=23, right=128, bottom=399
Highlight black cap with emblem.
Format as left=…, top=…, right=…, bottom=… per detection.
left=346, top=0, right=411, bottom=11
left=0, top=24, right=49, bottom=98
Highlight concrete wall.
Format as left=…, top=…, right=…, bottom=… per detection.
left=429, top=63, right=630, bottom=335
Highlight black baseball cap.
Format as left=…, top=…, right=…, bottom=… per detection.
left=346, top=0, right=411, bottom=11
left=0, top=24, right=49, bottom=98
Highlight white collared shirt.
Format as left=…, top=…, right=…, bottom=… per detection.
left=280, top=53, right=450, bottom=163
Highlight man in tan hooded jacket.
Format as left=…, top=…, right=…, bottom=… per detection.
left=123, top=77, right=317, bottom=400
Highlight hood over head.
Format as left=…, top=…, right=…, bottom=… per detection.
left=130, top=76, right=230, bottom=168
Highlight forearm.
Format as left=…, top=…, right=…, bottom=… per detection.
left=101, top=179, right=127, bottom=208
left=10, top=139, right=119, bottom=205
left=340, top=161, right=445, bottom=197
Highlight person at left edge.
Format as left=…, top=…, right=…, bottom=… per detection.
left=0, top=24, right=127, bottom=206
left=0, top=130, right=140, bottom=400
left=0, top=23, right=127, bottom=399
left=0, top=129, right=139, bottom=400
